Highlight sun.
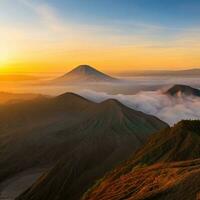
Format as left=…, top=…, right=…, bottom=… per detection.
left=0, top=60, right=10, bottom=74
left=0, top=59, right=8, bottom=73
left=0, top=56, right=8, bottom=65
left=0, top=48, right=11, bottom=69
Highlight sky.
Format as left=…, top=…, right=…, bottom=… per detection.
left=0, top=0, right=200, bottom=74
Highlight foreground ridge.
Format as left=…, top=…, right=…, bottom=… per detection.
left=83, top=159, right=200, bottom=200
left=82, top=120, right=200, bottom=200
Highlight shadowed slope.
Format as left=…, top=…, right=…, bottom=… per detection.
left=16, top=99, right=168, bottom=200
left=0, top=93, right=94, bottom=182
left=82, top=120, right=200, bottom=200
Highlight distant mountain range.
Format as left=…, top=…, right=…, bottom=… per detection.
left=0, top=92, right=44, bottom=104
left=118, top=68, right=200, bottom=77
left=82, top=120, right=200, bottom=200
left=52, top=65, right=118, bottom=84
left=165, top=84, right=200, bottom=97
left=0, top=74, right=42, bottom=81
left=0, top=92, right=167, bottom=200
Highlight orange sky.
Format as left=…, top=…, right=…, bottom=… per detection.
left=1, top=1, right=200, bottom=74
left=1, top=44, right=200, bottom=74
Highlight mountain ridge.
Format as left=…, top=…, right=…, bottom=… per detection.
left=118, top=68, right=200, bottom=77
left=83, top=159, right=200, bottom=200
left=16, top=92, right=168, bottom=200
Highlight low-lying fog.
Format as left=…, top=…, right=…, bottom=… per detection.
left=1, top=75, right=200, bottom=95
left=1, top=75, right=200, bottom=125
left=78, top=89, right=200, bottom=125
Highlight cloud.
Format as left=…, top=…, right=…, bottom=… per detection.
left=77, top=89, right=200, bottom=125
left=18, top=0, right=200, bottom=48
left=19, top=0, right=67, bottom=33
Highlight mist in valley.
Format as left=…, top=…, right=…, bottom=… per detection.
left=1, top=74, right=200, bottom=125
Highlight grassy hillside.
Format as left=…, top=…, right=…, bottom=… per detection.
left=83, top=159, right=200, bottom=200
left=82, top=120, right=200, bottom=200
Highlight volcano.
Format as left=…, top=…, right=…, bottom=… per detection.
left=53, top=65, right=118, bottom=84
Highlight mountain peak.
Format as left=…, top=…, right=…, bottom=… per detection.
left=67, top=65, right=105, bottom=76
left=97, top=99, right=124, bottom=116
left=165, top=84, right=200, bottom=97
left=67, top=65, right=112, bottom=76
left=101, top=99, right=122, bottom=106
left=54, top=92, right=94, bottom=110
left=56, top=92, right=89, bottom=101
left=70, top=65, right=95, bottom=72
left=54, top=65, right=118, bottom=83
left=172, top=84, right=193, bottom=89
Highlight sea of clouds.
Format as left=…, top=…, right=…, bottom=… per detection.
left=77, top=89, right=200, bottom=125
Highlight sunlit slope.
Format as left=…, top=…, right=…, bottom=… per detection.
left=82, top=120, right=200, bottom=200
left=83, top=159, right=200, bottom=200
left=16, top=99, right=168, bottom=200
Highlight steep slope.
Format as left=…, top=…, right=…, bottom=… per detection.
left=16, top=99, right=168, bottom=200
left=83, top=159, right=200, bottom=200
left=165, top=84, right=200, bottom=97
left=127, top=120, right=200, bottom=165
left=82, top=120, right=200, bottom=200
left=53, top=65, right=118, bottom=83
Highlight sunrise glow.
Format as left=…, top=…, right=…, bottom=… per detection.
left=0, top=0, right=200, bottom=74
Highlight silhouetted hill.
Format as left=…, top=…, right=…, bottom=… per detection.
left=16, top=98, right=168, bottom=200
left=0, top=93, right=94, bottom=181
left=165, top=84, right=200, bottom=97
left=82, top=120, right=200, bottom=200
left=53, top=65, right=118, bottom=83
